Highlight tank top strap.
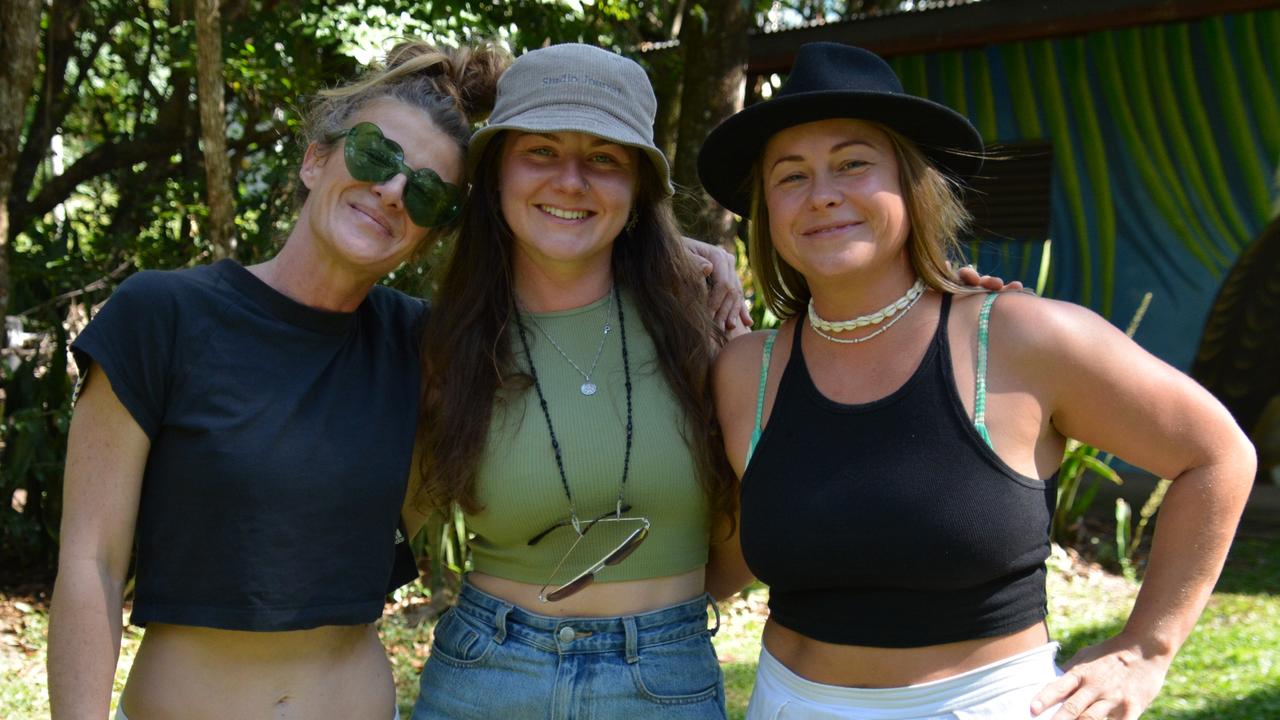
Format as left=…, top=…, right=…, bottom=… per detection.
left=974, top=293, right=999, bottom=449
left=745, top=330, right=779, bottom=468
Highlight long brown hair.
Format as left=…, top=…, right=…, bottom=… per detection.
left=748, top=124, right=977, bottom=319
left=417, top=133, right=737, bottom=533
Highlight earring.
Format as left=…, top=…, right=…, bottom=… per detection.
left=625, top=209, right=639, bottom=233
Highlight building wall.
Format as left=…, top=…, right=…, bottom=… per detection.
left=889, top=9, right=1279, bottom=369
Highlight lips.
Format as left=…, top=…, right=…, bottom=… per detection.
left=801, top=220, right=862, bottom=237
left=351, top=203, right=393, bottom=235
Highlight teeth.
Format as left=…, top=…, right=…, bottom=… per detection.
left=541, top=205, right=590, bottom=220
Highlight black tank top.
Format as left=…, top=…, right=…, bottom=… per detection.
left=740, top=294, right=1057, bottom=647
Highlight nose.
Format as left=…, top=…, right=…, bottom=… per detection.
left=807, top=171, right=842, bottom=209
left=372, top=173, right=408, bottom=210
left=552, top=158, right=589, bottom=194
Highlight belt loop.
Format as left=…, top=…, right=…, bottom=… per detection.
left=493, top=603, right=511, bottom=644
left=707, top=594, right=721, bottom=636
left=623, top=616, right=639, bottom=664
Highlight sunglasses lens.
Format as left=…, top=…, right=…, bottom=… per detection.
left=404, top=170, right=461, bottom=228
left=603, top=526, right=648, bottom=567
left=344, top=124, right=400, bottom=183
left=545, top=573, right=596, bottom=603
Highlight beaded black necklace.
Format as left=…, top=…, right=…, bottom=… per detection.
left=514, top=284, right=634, bottom=529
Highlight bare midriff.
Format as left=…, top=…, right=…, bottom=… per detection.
left=468, top=567, right=706, bottom=617
left=762, top=619, right=1050, bottom=688
left=119, top=623, right=394, bottom=720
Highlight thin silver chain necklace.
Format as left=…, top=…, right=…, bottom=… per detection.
left=521, top=288, right=614, bottom=396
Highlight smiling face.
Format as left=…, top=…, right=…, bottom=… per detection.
left=297, top=98, right=464, bottom=282
left=761, top=118, right=910, bottom=285
left=498, top=131, right=638, bottom=278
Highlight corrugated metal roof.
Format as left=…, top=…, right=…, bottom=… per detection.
left=759, top=0, right=988, bottom=35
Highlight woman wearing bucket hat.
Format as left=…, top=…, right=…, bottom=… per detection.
left=408, top=43, right=738, bottom=718
left=700, top=43, right=1254, bottom=720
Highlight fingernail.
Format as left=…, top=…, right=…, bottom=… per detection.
left=1030, top=702, right=1042, bottom=714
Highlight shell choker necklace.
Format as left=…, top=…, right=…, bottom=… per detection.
left=807, top=278, right=925, bottom=344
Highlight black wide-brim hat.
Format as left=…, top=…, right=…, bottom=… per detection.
left=698, top=42, right=984, bottom=216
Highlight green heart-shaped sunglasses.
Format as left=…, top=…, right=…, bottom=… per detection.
left=325, top=122, right=462, bottom=228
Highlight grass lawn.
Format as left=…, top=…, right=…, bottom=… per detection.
left=3, top=538, right=1276, bottom=719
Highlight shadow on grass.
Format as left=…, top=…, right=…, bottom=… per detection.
left=1213, top=537, right=1280, bottom=596
left=723, top=660, right=756, bottom=720
left=1155, top=685, right=1280, bottom=720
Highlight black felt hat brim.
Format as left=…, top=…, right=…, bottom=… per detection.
left=698, top=89, right=984, bottom=217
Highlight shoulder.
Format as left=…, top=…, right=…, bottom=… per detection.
left=954, top=291, right=1111, bottom=352
left=365, top=284, right=431, bottom=333
left=99, top=263, right=226, bottom=319
left=998, top=292, right=1118, bottom=352
left=113, top=264, right=208, bottom=299
left=964, top=292, right=1138, bottom=397
left=714, top=328, right=776, bottom=385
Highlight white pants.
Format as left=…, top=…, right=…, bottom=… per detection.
left=115, top=705, right=402, bottom=719
left=746, top=642, right=1063, bottom=720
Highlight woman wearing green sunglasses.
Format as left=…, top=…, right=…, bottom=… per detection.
left=48, top=41, right=508, bottom=720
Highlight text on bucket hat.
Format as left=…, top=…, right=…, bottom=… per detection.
left=697, top=42, right=983, bottom=216
left=469, top=43, right=673, bottom=196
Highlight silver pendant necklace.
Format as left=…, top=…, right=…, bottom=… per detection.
left=523, top=288, right=614, bottom=396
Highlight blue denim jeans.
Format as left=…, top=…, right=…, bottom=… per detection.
left=412, top=583, right=726, bottom=719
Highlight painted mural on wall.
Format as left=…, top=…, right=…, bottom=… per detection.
left=889, top=9, right=1279, bottom=372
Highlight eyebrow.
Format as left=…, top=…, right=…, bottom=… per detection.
left=523, top=131, right=627, bottom=151
left=769, top=139, right=874, bottom=172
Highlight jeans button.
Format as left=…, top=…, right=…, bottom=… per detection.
left=557, top=625, right=576, bottom=643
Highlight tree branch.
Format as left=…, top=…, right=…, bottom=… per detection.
left=10, top=132, right=185, bottom=237
left=15, top=260, right=133, bottom=317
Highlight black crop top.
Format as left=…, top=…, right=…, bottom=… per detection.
left=740, top=294, right=1057, bottom=647
left=71, top=260, right=420, bottom=631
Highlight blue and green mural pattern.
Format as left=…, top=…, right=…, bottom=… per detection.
left=889, top=9, right=1279, bottom=370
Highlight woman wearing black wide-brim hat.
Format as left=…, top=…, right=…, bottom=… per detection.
left=700, top=42, right=1254, bottom=720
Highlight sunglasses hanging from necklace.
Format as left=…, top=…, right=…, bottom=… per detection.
left=515, top=285, right=649, bottom=602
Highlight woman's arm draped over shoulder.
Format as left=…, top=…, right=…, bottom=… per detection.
left=48, top=367, right=150, bottom=719
left=681, top=236, right=753, bottom=337
left=993, top=295, right=1255, bottom=720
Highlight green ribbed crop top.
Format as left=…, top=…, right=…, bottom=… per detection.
left=465, top=290, right=710, bottom=584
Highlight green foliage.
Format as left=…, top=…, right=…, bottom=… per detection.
left=0, top=344, right=72, bottom=579
left=1115, top=477, right=1171, bottom=581
left=1052, top=439, right=1123, bottom=544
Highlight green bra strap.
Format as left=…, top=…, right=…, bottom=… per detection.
left=974, top=293, right=998, bottom=450
left=746, top=330, right=778, bottom=467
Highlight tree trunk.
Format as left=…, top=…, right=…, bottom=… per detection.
left=195, top=0, right=236, bottom=259
left=0, top=0, right=44, bottom=338
left=672, top=0, right=748, bottom=248
left=649, top=46, right=683, bottom=164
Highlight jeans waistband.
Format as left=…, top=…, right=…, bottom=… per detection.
left=452, top=581, right=719, bottom=660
